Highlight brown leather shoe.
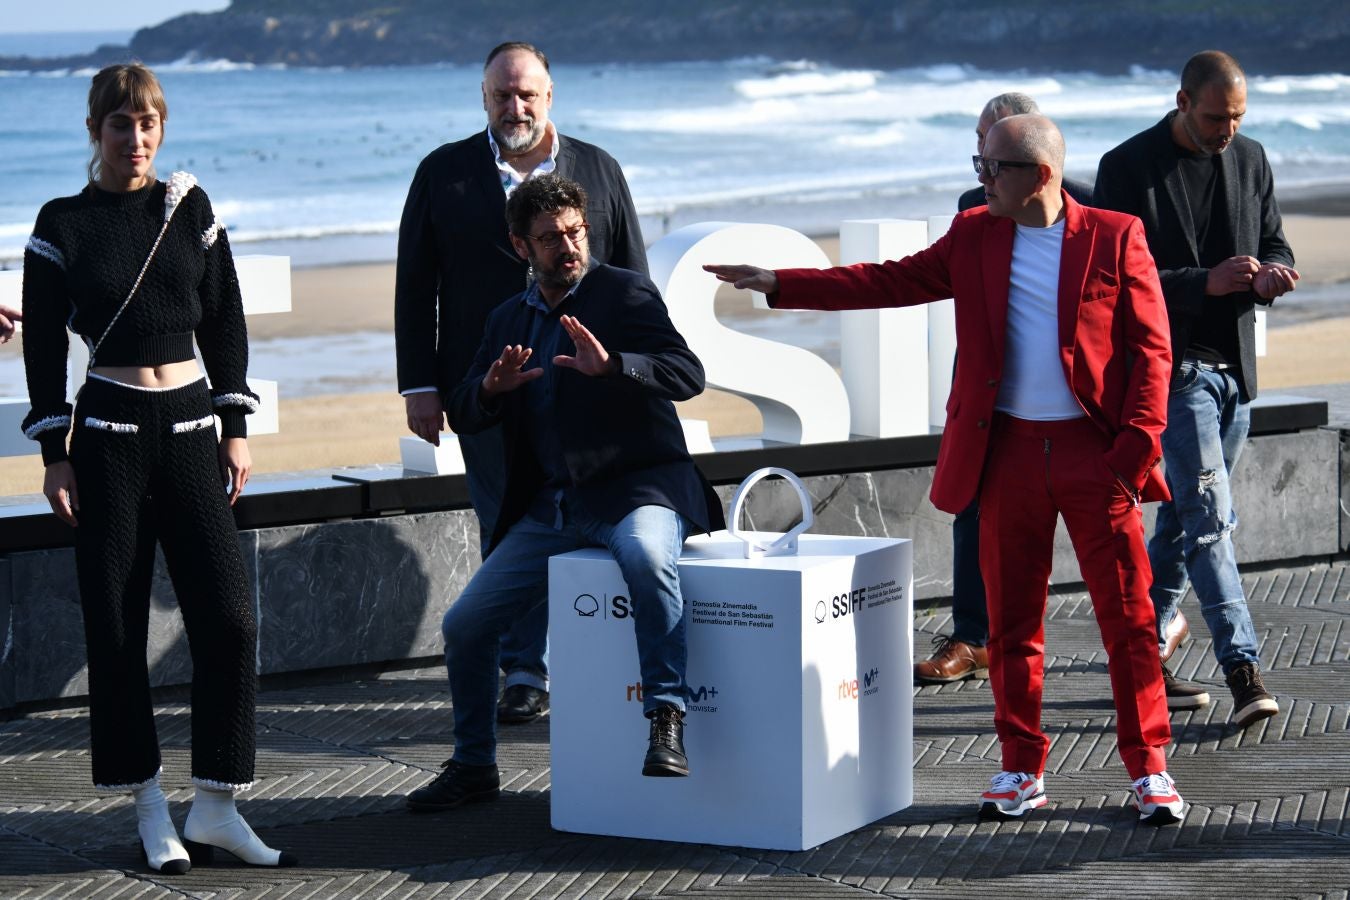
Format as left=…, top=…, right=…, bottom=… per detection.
left=1159, top=610, right=1189, bottom=664
left=914, top=635, right=989, bottom=684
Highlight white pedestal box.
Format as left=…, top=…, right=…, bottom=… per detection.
left=548, top=531, right=914, bottom=850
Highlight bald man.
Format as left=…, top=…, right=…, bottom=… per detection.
left=708, top=115, right=1185, bottom=827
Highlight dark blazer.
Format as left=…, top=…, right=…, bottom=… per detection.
left=1092, top=113, right=1294, bottom=401
left=958, top=176, right=1094, bottom=212
left=772, top=194, right=1172, bottom=514
left=447, top=264, right=725, bottom=553
left=394, top=130, right=648, bottom=395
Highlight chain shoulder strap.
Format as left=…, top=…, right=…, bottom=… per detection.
left=86, top=172, right=199, bottom=369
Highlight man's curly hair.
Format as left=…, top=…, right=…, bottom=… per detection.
left=506, top=173, right=588, bottom=238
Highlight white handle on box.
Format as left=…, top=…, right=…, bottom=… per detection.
left=727, top=466, right=814, bottom=559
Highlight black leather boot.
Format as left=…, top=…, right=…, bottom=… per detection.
left=642, top=705, right=689, bottom=777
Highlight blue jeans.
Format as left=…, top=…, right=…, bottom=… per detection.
left=950, top=499, right=988, bottom=646
left=1147, top=362, right=1261, bottom=674
left=459, top=426, right=549, bottom=690
left=441, top=503, right=690, bottom=765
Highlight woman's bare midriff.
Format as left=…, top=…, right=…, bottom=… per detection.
left=90, top=360, right=202, bottom=388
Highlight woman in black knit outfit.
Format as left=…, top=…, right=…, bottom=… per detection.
left=20, top=63, right=296, bottom=874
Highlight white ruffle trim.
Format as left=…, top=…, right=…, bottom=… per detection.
left=164, top=171, right=199, bottom=222
left=172, top=414, right=216, bottom=434
left=201, top=215, right=224, bottom=249
left=192, top=776, right=254, bottom=792
left=83, top=416, right=139, bottom=434
left=23, top=414, right=71, bottom=439
left=95, top=767, right=162, bottom=793
left=212, top=392, right=259, bottom=413
left=26, top=235, right=66, bottom=270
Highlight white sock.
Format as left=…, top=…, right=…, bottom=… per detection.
left=131, top=781, right=189, bottom=872
left=184, top=786, right=285, bottom=866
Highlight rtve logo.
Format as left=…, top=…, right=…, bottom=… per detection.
left=574, top=592, right=633, bottom=619
left=837, top=667, right=880, bottom=699
left=625, top=682, right=719, bottom=703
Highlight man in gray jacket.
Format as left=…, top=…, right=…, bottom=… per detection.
left=1094, top=50, right=1298, bottom=728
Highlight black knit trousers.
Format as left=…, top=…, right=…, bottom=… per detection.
left=70, top=376, right=257, bottom=790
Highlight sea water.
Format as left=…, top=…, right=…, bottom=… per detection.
left=0, top=40, right=1347, bottom=397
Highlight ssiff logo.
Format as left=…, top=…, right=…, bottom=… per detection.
left=818, top=588, right=866, bottom=623
left=837, top=667, right=881, bottom=699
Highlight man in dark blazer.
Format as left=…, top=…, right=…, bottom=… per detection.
left=1094, top=50, right=1298, bottom=729
left=394, top=41, right=647, bottom=726
left=920, top=91, right=1097, bottom=687
left=405, top=174, right=723, bottom=812
left=709, top=115, right=1186, bottom=827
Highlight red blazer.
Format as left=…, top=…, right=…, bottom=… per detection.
left=773, top=193, right=1171, bottom=514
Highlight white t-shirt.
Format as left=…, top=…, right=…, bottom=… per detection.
left=994, top=219, right=1084, bottom=421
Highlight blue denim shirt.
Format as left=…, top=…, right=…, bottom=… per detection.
left=520, top=277, right=582, bottom=527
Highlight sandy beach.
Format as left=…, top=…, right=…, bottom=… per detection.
left=1, top=213, right=1346, bottom=498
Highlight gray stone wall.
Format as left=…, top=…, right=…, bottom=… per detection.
left=2, top=427, right=1341, bottom=711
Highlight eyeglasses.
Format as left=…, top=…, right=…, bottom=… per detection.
left=972, top=155, right=1038, bottom=178
left=526, top=222, right=588, bottom=250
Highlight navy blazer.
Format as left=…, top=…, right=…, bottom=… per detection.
left=447, top=264, right=725, bottom=553
left=395, top=130, right=647, bottom=395
left=1092, top=113, right=1294, bottom=400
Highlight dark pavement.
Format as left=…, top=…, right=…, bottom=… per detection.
left=2, top=560, right=1348, bottom=899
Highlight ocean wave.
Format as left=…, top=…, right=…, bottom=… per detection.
left=633, top=164, right=957, bottom=214
left=228, top=220, right=401, bottom=244
left=1253, top=74, right=1350, bottom=94
left=734, top=69, right=878, bottom=99
left=156, top=55, right=269, bottom=73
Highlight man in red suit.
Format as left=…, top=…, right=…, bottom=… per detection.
left=707, top=114, right=1185, bottom=827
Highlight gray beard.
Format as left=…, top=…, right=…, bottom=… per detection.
left=492, top=119, right=545, bottom=153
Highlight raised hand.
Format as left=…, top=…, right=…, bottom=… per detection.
left=703, top=264, right=780, bottom=295
left=553, top=315, right=616, bottom=377
left=482, top=344, right=544, bottom=397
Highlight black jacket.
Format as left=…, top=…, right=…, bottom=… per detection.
left=395, top=130, right=647, bottom=395
left=957, top=175, right=1094, bottom=212
left=447, top=264, right=725, bottom=553
left=1092, top=113, right=1294, bottom=400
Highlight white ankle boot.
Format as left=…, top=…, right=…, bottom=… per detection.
left=132, top=781, right=190, bottom=875
left=182, top=785, right=298, bottom=867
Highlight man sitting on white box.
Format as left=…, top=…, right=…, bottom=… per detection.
left=406, top=173, right=725, bottom=811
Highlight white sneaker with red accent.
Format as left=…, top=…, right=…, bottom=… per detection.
left=1131, top=771, right=1185, bottom=826
left=979, top=771, right=1047, bottom=820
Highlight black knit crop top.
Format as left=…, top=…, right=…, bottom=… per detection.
left=21, top=172, right=258, bottom=464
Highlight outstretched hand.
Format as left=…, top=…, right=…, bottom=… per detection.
left=481, top=344, right=544, bottom=397
left=0, top=303, right=20, bottom=344
left=703, top=264, right=780, bottom=295
left=553, top=315, right=616, bottom=377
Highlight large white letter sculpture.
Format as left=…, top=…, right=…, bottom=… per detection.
left=647, top=222, right=850, bottom=446
left=838, top=219, right=931, bottom=437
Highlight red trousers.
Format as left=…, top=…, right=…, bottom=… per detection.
left=978, top=413, right=1171, bottom=781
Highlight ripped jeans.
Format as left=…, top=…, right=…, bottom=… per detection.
left=1147, top=361, right=1260, bottom=674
